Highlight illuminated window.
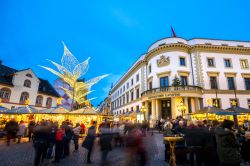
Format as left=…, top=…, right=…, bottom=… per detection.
left=46, top=97, right=52, bottom=107
left=24, top=79, right=31, bottom=88
left=35, top=95, right=43, bottom=106
left=0, top=88, right=11, bottom=101
left=20, top=92, right=29, bottom=104
left=248, top=99, right=250, bottom=109
left=230, top=98, right=238, bottom=107
left=212, top=98, right=221, bottom=108
left=240, top=59, right=249, bottom=69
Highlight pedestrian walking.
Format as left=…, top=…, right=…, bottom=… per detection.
left=61, top=121, right=72, bottom=158
left=99, top=122, right=113, bottom=165
left=4, top=118, right=19, bottom=146
left=46, top=121, right=58, bottom=159
left=17, top=120, right=26, bottom=143
left=33, top=121, right=51, bottom=166
left=72, top=123, right=81, bottom=151
left=52, top=126, right=64, bottom=163
left=82, top=121, right=96, bottom=164
left=28, top=120, right=36, bottom=142
left=215, top=120, right=241, bottom=166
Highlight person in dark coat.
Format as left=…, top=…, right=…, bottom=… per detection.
left=215, top=120, right=241, bottom=166
left=4, top=118, right=19, bottom=146
left=33, top=121, right=51, bottom=166
left=61, top=121, right=72, bottom=158
left=99, top=122, right=113, bottom=165
left=28, top=120, right=36, bottom=142
left=47, top=122, right=58, bottom=159
left=82, top=121, right=96, bottom=164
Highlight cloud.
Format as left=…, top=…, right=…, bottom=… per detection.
left=111, top=8, right=139, bottom=27
left=100, top=72, right=124, bottom=99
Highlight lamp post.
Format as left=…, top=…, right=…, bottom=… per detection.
left=206, top=98, right=212, bottom=120
left=177, top=100, right=187, bottom=117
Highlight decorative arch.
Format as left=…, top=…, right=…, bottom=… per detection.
left=19, top=92, right=29, bottom=104
left=0, top=88, right=11, bottom=102
left=24, top=79, right=31, bottom=88
left=46, top=97, right=52, bottom=108
left=35, top=95, right=43, bottom=106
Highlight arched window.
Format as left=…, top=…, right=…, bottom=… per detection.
left=46, top=97, right=52, bottom=108
left=26, top=73, right=32, bottom=78
left=24, top=79, right=31, bottom=88
left=35, top=95, right=43, bottom=106
left=0, top=88, right=11, bottom=102
left=19, top=92, right=29, bottom=104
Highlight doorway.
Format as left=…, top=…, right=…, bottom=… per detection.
left=161, top=99, right=171, bottom=119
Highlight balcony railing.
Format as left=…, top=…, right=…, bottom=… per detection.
left=141, top=85, right=203, bottom=97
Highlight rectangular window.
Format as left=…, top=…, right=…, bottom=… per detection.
left=136, top=88, right=140, bottom=99
left=126, top=93, right=129, bottom=103
left=149, top=81, right=152, bottom=90
left=136, top=105, right=139, bottom=112
left=230, top=98, right=238, bottom=107
left=179, top=57, right=186, bottom=66
left=136, top=74, right=139, bottom=82
left=180, top=76, right=188, bottom=86
left=160, top=76, right=169, bottom=87
left=248, top=99, right=250, bottom=109
left=149, top=65, right=152, bottom=73
left=123, top=95, right=125, bottom=105
left=212, top=99, right=221, bottom=108
left=127, top=82, right=129, bottom=89
left=131, top=91, right=134, bottom=101
left=240, top=59, right=249, bottom=69
left=207, top=58, right=215, bottom=67
left=227, top=77, right=235, bottom=90
left=210, top=77, right=218, bottom=89
left=131, top=79, right=134, bottom=86
left=131, top=107, right=134, bottom=112
left=123, top=86, right=125, bottom=92
left=224, top=59, right=232, bottom=68
left=244, top=78, right=250, bottom=90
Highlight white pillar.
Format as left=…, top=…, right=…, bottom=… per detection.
left=184, top=97, right=189, bottom=114
left=194, top=98, right=200, bottom=112
left=156, top=99, right=160, bottom=120
left=152, top=99, right=156, bottom=120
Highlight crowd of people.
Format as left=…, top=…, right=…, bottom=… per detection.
left=2, top=117, right=250, bottom=166
left=159, top=116, right=250, bottom=166
left=2, top=118, right=148, bottom=166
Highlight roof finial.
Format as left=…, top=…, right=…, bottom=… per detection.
left=171, top=26, right=177, bottom=37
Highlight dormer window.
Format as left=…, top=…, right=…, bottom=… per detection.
left=26, top=73, right=32, bottom=78
left=24, top=79, right=31, bottom=88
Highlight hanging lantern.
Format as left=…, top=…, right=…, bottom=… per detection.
left=25, top=99, right=31, bottom=105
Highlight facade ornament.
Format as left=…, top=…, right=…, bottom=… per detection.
left=157, top=55, right=170, bottom=67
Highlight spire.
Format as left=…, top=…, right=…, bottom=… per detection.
left=171, top=26, right=177, bottom=37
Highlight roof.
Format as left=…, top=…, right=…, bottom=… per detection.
left=38, top=79, right=60, bottom=97
left=0, top=63, right=60, bottom=97
left=0, top=64, right=17, bottom=86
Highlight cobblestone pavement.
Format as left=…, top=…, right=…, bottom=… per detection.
left=0, top=132, right=167, bottom=166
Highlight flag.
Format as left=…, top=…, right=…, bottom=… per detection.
left=171, top=26, right=177, bottom=37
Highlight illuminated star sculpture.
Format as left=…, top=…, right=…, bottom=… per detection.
left=39, top=42, right=108, bottom=110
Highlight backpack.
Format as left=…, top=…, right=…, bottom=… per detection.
left=56, top=130, right=63, bottom=141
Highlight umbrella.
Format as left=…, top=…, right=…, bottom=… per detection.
left=0, top=106, right=9, bottom=113
left=197, top=107, right=225, bottom=114
left=70, top=106, right=97, bottom=114
left=225, top=106, right=250, bottom=114
left=5, top=106, right=39, bottom=114
left=40, top=106, right=69, bottom=114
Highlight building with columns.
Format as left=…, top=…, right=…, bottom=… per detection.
left=0, top=61, right=60, bottom=110
left=110, top=37, right=250, bottom=121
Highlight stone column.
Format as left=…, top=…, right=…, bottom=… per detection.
left=155, top=99, right=160, bottom=120
left=145, top=101, right=149, bottom=121
left=171, top=97, right=176, bottom=118
left=191, top=98, right=195, bottom=113
left=184, top=97, right=189, bottom=114
left=152, top=99, right=156, bottom=121
left=194, top=98, right=200, bottom=112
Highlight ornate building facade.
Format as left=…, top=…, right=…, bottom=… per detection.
left=110, top=37, right=250, bottom=121
left=0, top=62, right=60, bottom=110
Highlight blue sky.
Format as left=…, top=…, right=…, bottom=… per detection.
left=1, top=0, right=250, bottom=106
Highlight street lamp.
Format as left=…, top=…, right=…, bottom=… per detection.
left=177, top=100, right=187, bottom=117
